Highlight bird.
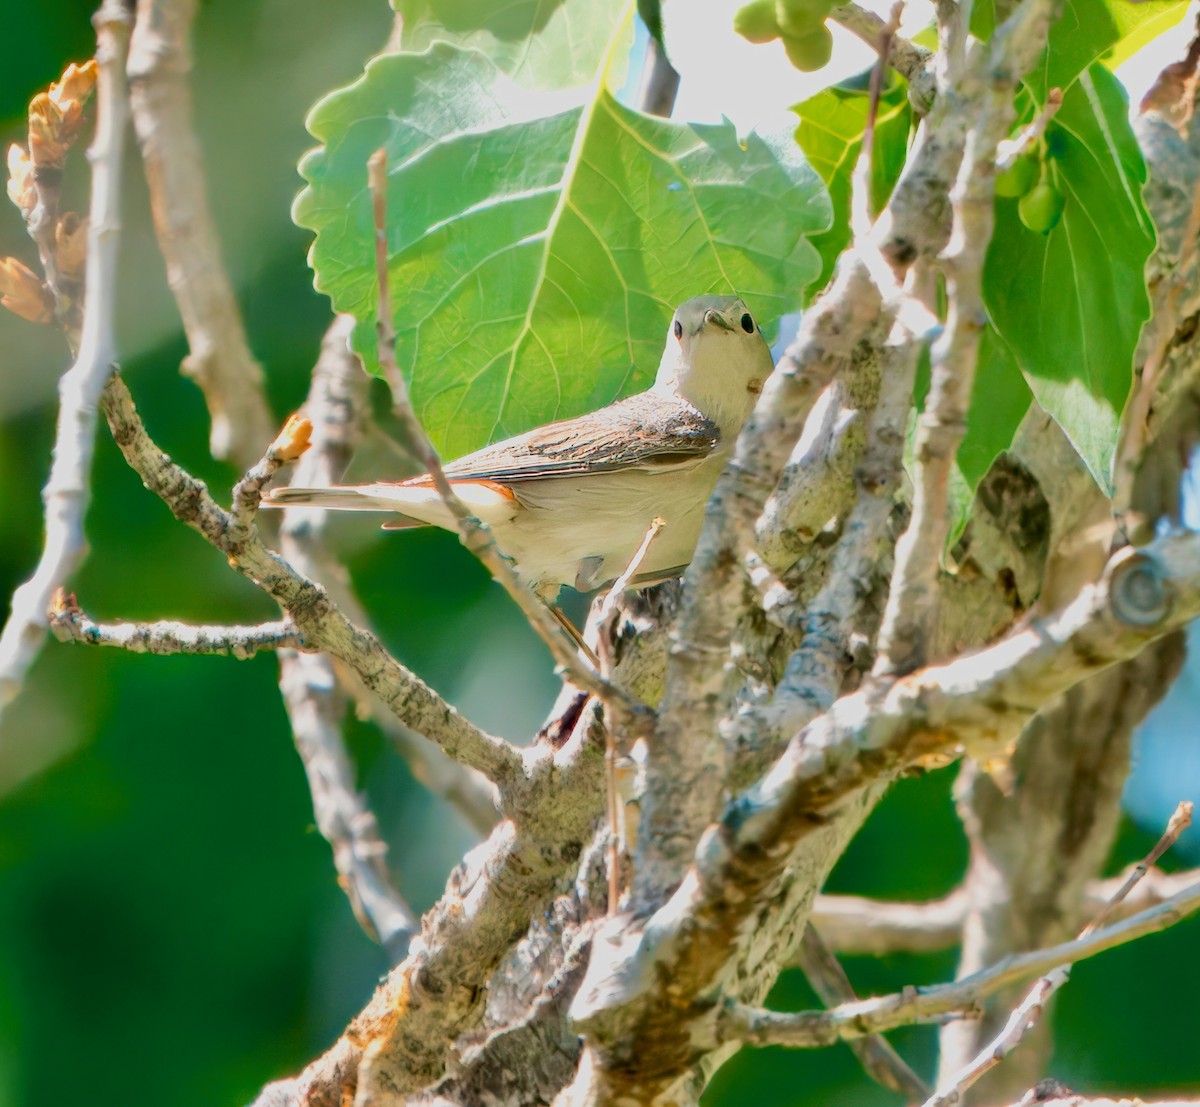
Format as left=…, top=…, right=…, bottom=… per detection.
left=265, top=295, right=775, bottom=602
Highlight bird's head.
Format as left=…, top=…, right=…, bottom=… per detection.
left=653, top=295, right=775, bottom=436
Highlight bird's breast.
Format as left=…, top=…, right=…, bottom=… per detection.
left=500, top=456, right=725, bottom=594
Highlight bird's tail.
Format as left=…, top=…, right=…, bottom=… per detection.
left=264, top=485, right=415, bottom=513
left=264, top=480, right=519, bottom=531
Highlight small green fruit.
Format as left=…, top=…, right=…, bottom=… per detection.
left=775, top=0, right=831, bottom=38
left=782, top=25, right=833, bottom=71
left=734, top=0, right=781, bottom=44
left=1018, top=178, right=1065, bottom=234
left=995, top=154, right=1038, bottom=199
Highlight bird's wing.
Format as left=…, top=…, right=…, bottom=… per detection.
left=432, top=392, right=721, bottom=486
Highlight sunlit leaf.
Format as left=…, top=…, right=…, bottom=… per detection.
left=294, top=45, right=829, bottom=458
left=983, top=65, right=1153, bottom=490
left=975, top=0, right=1184, bottom=93
left=792, top=79, right=911, bottom=297
left=394, top=0, right=630, bottom=89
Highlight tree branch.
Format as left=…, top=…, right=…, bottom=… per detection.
left=49, top=597, right=303, bottom=658
left=927, top=804, right=1195, bottom=1106
left=795, top=924, right=931, bottom=1098
left=97, top=373, right=522, bottom=787
left=831, top=1, right=935, bottom=110
left=0, top=0, right=131, bottom=723
left=127, top=0, right=274, bottom=468
left=875, top=0, right=1057, bottom=677
left=280, top=318, right=498, bottom=836
left=570, top=530, right=1200, bottom=1103
left=278, top=315, right=419, bottom=961
left=808, top=866, right=1200, bottom=955
left=724, top=871, right=1200, bottom=1050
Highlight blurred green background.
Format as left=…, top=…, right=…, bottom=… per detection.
left=0, top=3, right=1196, bottom=1105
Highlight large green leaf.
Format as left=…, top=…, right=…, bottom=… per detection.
left=1040, top=0, right=1184, bottom=93
left=394, top=0, right=628, bottom=89
left=973, top=0, right=1184, bottom=92
left=294, top=45, right=829, bottom=458
left=983, top=65, right=1153, bottom=491
left=792, top=80, right=911, bottom=298
left=960, top=326, right=1034, bottom=492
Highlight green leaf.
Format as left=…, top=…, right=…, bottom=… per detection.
left=792, top=80, right=911, bottom=297
left=1040, top=0, right=1184, bottom=94
left=983, top=65, right=1153, bottom=491
left=911, top=337, right=1031, bottom=547
left=394, top=0, right=630, bottom=89
left=960, top=326, right=1034, bottom=491
left=1103, top=0, right=1187, bottom=70
left=294, top=45, right=829, bottom=458
left=974, top=0, right=1185, bottom=94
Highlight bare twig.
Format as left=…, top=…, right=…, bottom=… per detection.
left=1012, top=1097, right=1200, bottom=1107
left=926, top=803, right=1195, bottom=1107
left=280, top=317, right=498, bottom=836
left=831, top=1, right=935, bottom=109
left=811, top=888, right=970, bottom=955
left=127, top=0, right=273, bottom=467
left=365, top=148, right=652, bottom=736
left=0, top=1, right=131, bottom=726
left=97, top=373, right=522, bottom=786
left=797, top=924, right=931, bottom=1099
left=48, top=595, right=303, bottom=658
left=809, top=865, right=1200, bottom=956
left=855, top=2, right=905, bottom=230
left=277, top=316, right=420, bottom=960
left=874, top=0, right=1057, bottom=677
left=724, top=872, right=1200, bottom=1051
left=279, top=653, right=418, bottom=960
left=593, top=516, right=665, bottom=915
left=995, top=88, right=1063, bottom=171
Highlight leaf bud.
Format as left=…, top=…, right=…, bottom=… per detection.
left=6, top=145, right=35, bottom=216
left=0, top=256, right=54, bottom=323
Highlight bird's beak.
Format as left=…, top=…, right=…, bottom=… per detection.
left=703, top=309, right=735, bottom=332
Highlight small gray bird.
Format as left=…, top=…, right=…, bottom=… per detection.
left=266, top=295, right=774, bottom=599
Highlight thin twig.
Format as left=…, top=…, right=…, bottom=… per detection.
left=593, top=516, right=665, bottom=916
left=854, top=2, right=905, bottom=232
left=365, top=147, right=653, bottom=737
left=0, top=0, right=132, bottom=725
left=724, top=870, right=1200, bottom=1051
left=831, top=1, right=935, bottom=110
left=810, top=866, right=1200, bottom=956
left=874, top=0, right=1056, bottom=677
left=995, top=88, right=1063, bottom=172
left=127, top=0, right=273, bottom=467
left=280, top=317, right=498, bottom=836
left=97, top=373, right=522, bottom=786
left=797, top=924, right=931, bottom=1099
left=277, top=316, right=420, bottom=959
left=48, top=595, right=304, bottom=658
left=925, top=802, right=1195, bottom=1107
left=279, top=653, right=418, bottom=960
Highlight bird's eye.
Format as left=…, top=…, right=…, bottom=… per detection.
left=673, top=319, right=683, bottom=339
left=740, top=312, right=755, bottom=333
